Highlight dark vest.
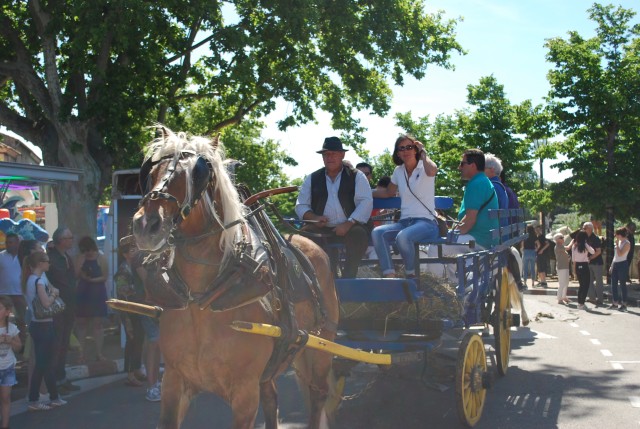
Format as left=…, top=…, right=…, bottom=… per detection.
left=310, top=166, right=357, bottom=218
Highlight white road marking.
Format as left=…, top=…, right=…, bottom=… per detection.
left=608, top=361, right=640, bottom=364
left=570, top=323, right=579, bottom=328
left=590, top=339, right=601, bottom=345
left=579, top=330, right=590, bottom=336
left=629, top=396, right=640, bottom=408
left=511, top=329, right=557, bottom=340
left=611, top=363, right=624, bottom=370
left=600, top=349, right=613, bottom=357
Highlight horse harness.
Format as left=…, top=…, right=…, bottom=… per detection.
left=139, top=152, right=331, bottom=382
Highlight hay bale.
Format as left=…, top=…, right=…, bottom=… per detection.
left=339, top=266, right=462, bottom=323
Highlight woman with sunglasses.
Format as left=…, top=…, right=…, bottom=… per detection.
left=372, top=135, right=439, bottom=278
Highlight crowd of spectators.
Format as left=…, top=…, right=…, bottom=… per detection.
left=0, top=225, right=164, bottom=416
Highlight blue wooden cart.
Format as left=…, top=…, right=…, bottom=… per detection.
left=234, top=193, right=527, bottom=426
left=329, top=196, right=527, bottom=427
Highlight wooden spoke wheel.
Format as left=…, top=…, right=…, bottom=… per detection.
left=456, top=332, right=487, bottom=427
left=493, top=268, right=512, bottom=376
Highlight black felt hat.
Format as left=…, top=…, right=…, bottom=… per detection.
left=317, top=137, right=348, bottom=153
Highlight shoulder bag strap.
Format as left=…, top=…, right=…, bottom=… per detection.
left=477, top=192, right=495, bottom=213
left=403, top=171, right=453, bottom=222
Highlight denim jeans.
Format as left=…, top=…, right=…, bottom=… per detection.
left=29, top=321, right=59, bottom=402
left=611, top=260, right=629, bottom=303
left=522, top=249, right=536, bottom=283
left=372, top=217, right=438, bottom=276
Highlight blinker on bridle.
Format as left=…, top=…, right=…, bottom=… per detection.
left=139, top=150, right=211, bottom=223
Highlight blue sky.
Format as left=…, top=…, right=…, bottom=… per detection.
left=262, top=0, right=640, bottom=182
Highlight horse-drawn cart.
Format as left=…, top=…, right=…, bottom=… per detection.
left=108, top=128, right=528, bottom=428
left=237, top=196, right=528, bottom=427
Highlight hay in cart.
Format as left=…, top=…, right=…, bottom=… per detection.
left=338, top=266, right=463, bottom=326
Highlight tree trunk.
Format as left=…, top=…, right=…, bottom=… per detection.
left=38, top=124, right=103, bottom=241
left=605, top=206, right=614, bottom=284
left=604, top=127, right=618, bottom=284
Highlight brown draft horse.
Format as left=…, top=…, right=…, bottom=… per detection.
left=132, top=128, right=339, bottom=429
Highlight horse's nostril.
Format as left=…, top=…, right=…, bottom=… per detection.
left=146, top=213, right=162, bottom=234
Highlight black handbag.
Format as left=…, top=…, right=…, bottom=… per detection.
left=31, top=278, right=66, bottom=319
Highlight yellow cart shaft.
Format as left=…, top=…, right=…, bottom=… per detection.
left=230, top=321, right=392, bottom=366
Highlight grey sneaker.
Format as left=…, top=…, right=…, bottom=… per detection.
left=49, top=398, right=68, bottom=407
left=28, top=401, right=52, bottom=411
left=145, top=385, right=161, bottom=402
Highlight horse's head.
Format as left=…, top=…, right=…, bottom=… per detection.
left=132, top=128, right=244, bottom=256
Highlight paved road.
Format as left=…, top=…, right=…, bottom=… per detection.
left=11, top=294, right=640, bottom=428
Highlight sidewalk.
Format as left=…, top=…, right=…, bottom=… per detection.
left=13, top=322, right=125, bottom=402
left=524, top=275, right=640, bottom=307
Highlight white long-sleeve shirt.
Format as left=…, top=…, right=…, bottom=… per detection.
left=295, top=169, right=373, bottom=226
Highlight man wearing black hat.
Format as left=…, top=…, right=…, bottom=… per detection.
left=295, top=137, right=373, bottom=278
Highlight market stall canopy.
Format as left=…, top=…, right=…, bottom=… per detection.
left=0, top=161, right=82, bottom=185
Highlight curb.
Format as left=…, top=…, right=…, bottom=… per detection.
left=524, top=287, right=640, bottom=307
left=66, top=358, right=124, bottom=382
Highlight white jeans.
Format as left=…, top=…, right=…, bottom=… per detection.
left=557, top=269, right=570, bottom=300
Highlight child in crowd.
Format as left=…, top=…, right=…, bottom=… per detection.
left=0, top=296, right=21, bottom=429
left=554, top=234, right=570, bottom=305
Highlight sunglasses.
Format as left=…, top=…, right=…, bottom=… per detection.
left=397, top=145, right=416, bottom=152
left=459, top=160, right=472, bottom=167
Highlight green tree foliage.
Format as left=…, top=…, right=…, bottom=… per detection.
left=545, top=3, right=640, bottom=221
left=164, top=98, right=296, bottom=193
left=0, top=0, right=463, bottom=237
left=368, top=150, right=396, bottom=185
left=459, top=75, right=532, bottom=177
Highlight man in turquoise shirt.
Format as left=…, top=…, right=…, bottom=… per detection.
left=457, top=149, right=499, bottom=249
left=425, top=149, right=499, bottom=282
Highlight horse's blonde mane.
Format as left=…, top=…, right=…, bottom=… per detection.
left=144, top=126, right=246, bottom=259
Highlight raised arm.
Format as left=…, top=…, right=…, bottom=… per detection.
left=414, top=141, right=437, bottom=177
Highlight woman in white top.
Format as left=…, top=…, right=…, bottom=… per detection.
left=609, top=227, right=631, bottom=311
left=570, top=230, right=595, bottom=310
left=23, top=252, right=66, bottom=411
left=372, top=135, right=439, bottom=278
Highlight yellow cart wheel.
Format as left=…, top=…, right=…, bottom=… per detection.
left=455, top=332, right=487, bottom=427
left=493, top=268, right=512, bottom=376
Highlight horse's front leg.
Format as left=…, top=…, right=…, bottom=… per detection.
left=157, top=368, right=195, bottom=429
left=260, top=380, right=278, bottom=429
left=230, top=381, right=262, bottom=429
